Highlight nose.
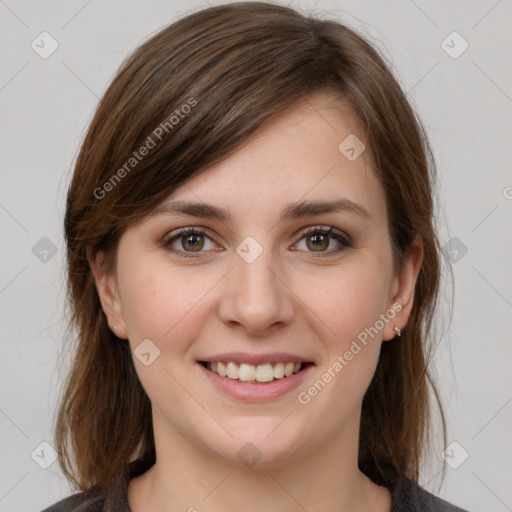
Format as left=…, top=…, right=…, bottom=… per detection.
left=217, top=242, right=295, bottom=337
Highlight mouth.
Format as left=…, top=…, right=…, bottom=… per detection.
left=199, top=360, right=314, bottom=384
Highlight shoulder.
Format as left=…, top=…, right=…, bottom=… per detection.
left=392, top=478, right=469, bottom=512
left=40, top=489, right=106, bottom=512
left=40, top=450, right=156, bottom=512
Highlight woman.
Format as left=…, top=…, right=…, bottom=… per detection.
left=43, top=2, right=468, bottom=511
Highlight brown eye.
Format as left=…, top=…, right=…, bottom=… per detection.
left=295, top=226, right=352, bottom=256
left=306, top=232, right=330, bottom=251
left=180, top=233, right=205, bottom=252
left=163, top=225, right=352, bottom=259
left=164, top=227, right=216, bottom=258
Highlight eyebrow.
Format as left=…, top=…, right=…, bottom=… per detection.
left=149, top=198, right=371, bottom=223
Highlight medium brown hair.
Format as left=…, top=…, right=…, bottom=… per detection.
left=56, top=1, right=447, bottom=493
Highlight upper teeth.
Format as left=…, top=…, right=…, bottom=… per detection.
left=207, top=361, right=302, bottom=382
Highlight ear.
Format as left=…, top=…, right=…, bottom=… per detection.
left=87, top=246, right=128, bottom=339
left=382, top=236, right=423, bottom=341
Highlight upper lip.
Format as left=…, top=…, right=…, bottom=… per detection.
left=198, top=352, right=314, bottom=366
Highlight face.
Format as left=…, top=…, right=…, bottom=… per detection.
left=93, top=91, right=421, bottom=468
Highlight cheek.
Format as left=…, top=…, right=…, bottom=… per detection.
left=116, top=259, right=211, bottom=412
left=294, top=258, right=391, bottom=405
left=118, top=257, right=216, bottom=356
left=298, top=258, right=391, bottom=349
left=294, top=270, right=388, bottom=425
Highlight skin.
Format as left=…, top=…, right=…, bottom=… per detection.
left=91, top=91, right=423, bottom=512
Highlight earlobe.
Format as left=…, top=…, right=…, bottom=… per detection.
left=383, top=238, right=423, bottom=341
left=87, top=246, right=128, bottom=339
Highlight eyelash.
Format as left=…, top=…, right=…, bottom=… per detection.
left=163, top=225, right=352, bottom=259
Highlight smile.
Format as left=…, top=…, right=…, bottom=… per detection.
left=202, top=361, right=310, bottom=383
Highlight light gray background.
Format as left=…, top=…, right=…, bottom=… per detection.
left=1, top=0, right=511, bottom=511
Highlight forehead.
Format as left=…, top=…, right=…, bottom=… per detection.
left=155, top=91, right=386, bottom=226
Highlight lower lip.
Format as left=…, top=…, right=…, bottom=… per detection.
left=197, top=363, right=314, bottom=402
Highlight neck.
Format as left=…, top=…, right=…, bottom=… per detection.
left=128, top=411, right=392, bottom=512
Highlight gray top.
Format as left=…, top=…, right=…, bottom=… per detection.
left=41, top=453, right=469, bottom=512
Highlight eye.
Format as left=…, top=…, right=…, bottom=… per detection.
left=293, top=226, right=352, bottom=256
left=163, top=225, right=352, bottom=259
left=163, top=227, right=218, bottom=258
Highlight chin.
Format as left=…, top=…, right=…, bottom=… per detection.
left=199, top=417, right=307, bottom=469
